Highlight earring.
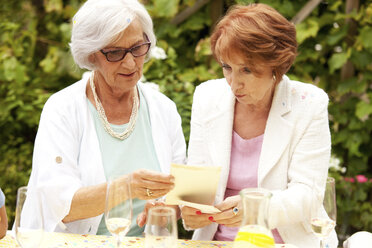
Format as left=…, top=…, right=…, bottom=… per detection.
left=273, top=75, right=276, bottom=82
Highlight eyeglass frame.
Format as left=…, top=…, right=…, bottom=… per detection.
left=100, top=37, right=151, bottom=62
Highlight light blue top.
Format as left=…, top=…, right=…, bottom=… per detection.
left=0, top=188, right=5, bottom=208
left=88, top=86, right=160, bottom=237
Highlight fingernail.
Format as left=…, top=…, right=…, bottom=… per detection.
left=196, top=210, right=202, bottom=215
left=208, top=216, right=215, bottom=222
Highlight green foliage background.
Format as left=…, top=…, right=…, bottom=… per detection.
left=1, top=0, right=371, bottom=244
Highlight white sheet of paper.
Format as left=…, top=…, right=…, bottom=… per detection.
left=165, top=163, right=221, bottom=214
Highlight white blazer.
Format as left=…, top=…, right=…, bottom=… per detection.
left=24, top=72, right=186, bottom=235
left=187, top=76, right=338, bottom=248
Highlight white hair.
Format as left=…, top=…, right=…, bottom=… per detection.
left=69, top=0, right=156, bottom=70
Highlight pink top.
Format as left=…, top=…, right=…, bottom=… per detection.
left=213, top=131, right=284, bottom=244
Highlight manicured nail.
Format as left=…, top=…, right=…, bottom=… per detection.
left=196, top=210, right=202, bottom=215
left=208, top=216, right=215, bottom=222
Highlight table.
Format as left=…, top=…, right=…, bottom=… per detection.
left=0, top=232, right=233, bottom=248
left=0, top=232, right=296, bottom=247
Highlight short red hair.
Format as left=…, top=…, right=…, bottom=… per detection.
left=211, top=4, right=297, bottom=82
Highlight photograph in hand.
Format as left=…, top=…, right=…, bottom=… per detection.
left=165, top=163, right=221, bottom=214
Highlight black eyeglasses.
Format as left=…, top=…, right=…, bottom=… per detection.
left=100, top=41, right=151, bottom=62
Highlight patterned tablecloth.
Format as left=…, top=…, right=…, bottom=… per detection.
left=0, top=232, right=233, bottom=248
left=0, top=232, right=296, bottom=247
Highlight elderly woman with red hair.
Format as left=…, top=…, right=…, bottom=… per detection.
left=181, top=3, right=338, bottom=248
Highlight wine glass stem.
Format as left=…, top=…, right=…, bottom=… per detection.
left=116, top=237, right=121, bottom=248
left=320, top=238, right=325, bottom=248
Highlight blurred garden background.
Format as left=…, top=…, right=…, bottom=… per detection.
left=0, top=0, right=372, bottom=245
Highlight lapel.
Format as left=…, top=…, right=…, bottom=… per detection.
left=204, top=83, right=235, bottom=196
left=258, top=76, right=293, bottom=184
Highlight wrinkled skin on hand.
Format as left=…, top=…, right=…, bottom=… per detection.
left=130, top=169, right=175, bottom=200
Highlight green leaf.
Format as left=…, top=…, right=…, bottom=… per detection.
left=3, top=57, right=18, bottom=81
left=351, top=49, right=372, bottom=69
left=153, top=0, right=179, bottom=18
left=177, top=69, right=198, bottom=83
left=39, top=46, right=59, bottom=73
left=296, top=19, right=319, bottom=44
left=318, top=13, right=336, bottom=27
left=326, top=25, right=348, bottom=46
left=44, top=0, right=63, bottom=13
left=356, top=99, right=372, bottom=121
left=59, top=23, right=72, bottom=43
left=236, top=0, right=255, bottom=4
left=328, top=52, right=348, bottom=73
left=183, top=12, right=209, bottom=31
left=195, top=37, right=211, bottom=61
left=359, top=26, right=372, bottom=49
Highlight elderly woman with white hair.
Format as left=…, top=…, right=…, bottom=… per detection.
left=24, top=0, right=186, bottom=236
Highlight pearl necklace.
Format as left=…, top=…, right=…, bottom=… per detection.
left=89, top=71, right=139, bottom=140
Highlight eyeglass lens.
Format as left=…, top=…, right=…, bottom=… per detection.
left=104, top=43, right=150, bottom=62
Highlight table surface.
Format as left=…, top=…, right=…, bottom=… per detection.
left=0, top=231, right=294, bottom=247
left=0, top=231, right=233, bottom=248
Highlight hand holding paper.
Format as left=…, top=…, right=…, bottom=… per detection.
left=165, top=163, right=221, bottom=214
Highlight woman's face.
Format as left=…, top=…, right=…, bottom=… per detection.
left=220, top=51, right=275, bottom=106
left=92, top=19, right=147, bottom=93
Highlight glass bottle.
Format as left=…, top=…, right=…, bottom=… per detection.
left=233, top=188, right=275, bottom=248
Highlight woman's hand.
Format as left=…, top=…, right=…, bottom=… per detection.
left=180, top=206, right=215, bottom=229
left=130, top=169, right=175, bottom=200
left=136, top=200, right=165, bottom=227
left=211, top=195, right=243, bottom=227
left=137, top=200, right=180, bottom=227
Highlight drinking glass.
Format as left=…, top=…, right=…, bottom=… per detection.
left=105, top=176, right=132, bottom=248
left=15, top=186, right=44, bottom=248
left=144, top=206, right=177, bottom=248
left=310, top=177, right=337, bottom=248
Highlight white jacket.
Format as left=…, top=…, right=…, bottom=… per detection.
left=187, top=76, right=338, bottom=248
left=25, top=72, right=186, bottom=234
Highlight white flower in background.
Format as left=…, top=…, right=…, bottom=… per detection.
left=150, top=46, right=167, bottom=60
left=329, top=155, right=346, bottom=173
left=334, top=46, right=343, bottom=53
left=315, top=44, right=322, bottom=51
left=143, top=82, right=160, bottom=91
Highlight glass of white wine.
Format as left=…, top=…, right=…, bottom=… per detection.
left=15, top=186, right=44, bottom=248
left=105, top=176, right=132, bottom=248
left=144, top=206, right=177, bottom=248
left=310, top=177, right=337, bottom=248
